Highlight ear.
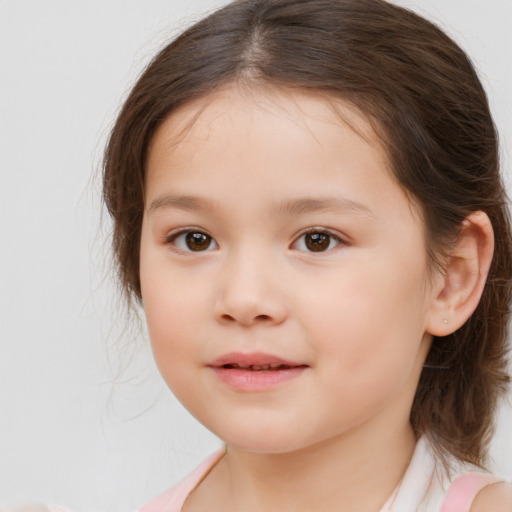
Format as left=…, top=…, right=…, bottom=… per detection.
left=426, top=211, right=494, bottom=337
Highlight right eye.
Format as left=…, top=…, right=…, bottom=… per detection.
left=167, top=230, right=218, bottom=252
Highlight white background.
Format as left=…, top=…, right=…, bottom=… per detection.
left=0, top=0, right=511, bottom=510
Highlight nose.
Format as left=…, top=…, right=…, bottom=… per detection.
left=213, top=251, right=288, bottom=327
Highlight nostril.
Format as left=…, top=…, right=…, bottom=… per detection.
left=214, top=296, right=287, bottom=326
left=218, top=313, right=273, bottom=324
left=255, top=314, right=272, bottom=322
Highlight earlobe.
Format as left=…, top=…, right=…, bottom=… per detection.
left=426, top=211, right=494, bottom=337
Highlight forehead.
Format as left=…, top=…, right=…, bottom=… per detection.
left=147, top=85, right=417, bottom=205
left=144, top=85, right=419, bottom=221
left=147, top=85, right=385, bottom=167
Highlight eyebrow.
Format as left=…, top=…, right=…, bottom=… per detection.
left=278, top=197, right=374, bottom=218
left=148, top=194, right=215, bottom=214
left=148, top=194, right=374, bottom=218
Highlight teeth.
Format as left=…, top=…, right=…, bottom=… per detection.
left=250, top=364, right=270, bottom=371
left=223, top=363, right=292, bottom=371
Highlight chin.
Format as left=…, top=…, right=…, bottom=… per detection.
left=209, top=423, right=314, bottom=454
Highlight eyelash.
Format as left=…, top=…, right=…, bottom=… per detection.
left=164, top=227, right=346, bottom=254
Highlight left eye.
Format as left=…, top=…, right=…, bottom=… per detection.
left=168, top=230, right=218, bottom=252
left=293, top=231, right=341, bottom=253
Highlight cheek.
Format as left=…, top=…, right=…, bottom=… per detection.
left=140, top=258, right=204, bottom=376
left=301, top=252, right=430, bottom=373
left=141, top=240, right=208, bottom=332
left=142, top=289, right=205, bottom=412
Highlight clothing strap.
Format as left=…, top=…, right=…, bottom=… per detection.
left=439, top=472, right=503, bottom=512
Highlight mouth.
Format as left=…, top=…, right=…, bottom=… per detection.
left=209, top=352, right=307, bottom=370
left=208, top=352, right=308, bottom=391
left=218, top=362, right=301, bottom=371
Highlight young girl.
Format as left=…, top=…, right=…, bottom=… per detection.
left=64, top=0, right=512, bottom=510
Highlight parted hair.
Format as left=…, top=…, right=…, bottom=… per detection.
left=103, top=0, right=512, bottom=466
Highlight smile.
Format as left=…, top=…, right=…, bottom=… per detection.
left=221, top=363, right=295, bottom=371
left=208, top=352, right=308, bottom=392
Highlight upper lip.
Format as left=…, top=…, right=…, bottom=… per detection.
left=208, top=352, right=306, bottom=369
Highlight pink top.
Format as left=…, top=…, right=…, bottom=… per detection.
left=136, top=438, right=504, bottom=512
left=439, top=472, right=504, bottom=512
left=137, top=450, right=226, bottom=512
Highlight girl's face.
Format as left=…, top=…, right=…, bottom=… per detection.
left=140, top=87, right=438, bottom=453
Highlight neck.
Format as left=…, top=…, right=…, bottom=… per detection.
left=189, top=421, right=416, bottom=512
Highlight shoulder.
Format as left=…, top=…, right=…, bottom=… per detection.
left=470, top=482, right=512, bottom=512
left=138, top=449, right=226, bottom=512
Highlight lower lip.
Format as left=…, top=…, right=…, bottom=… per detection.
left=210, top=366, right=307, bottom=392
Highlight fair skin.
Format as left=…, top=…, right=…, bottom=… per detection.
left=138, top=86, right=506, bottom=511
left=8, top=89, right=509, bottom=512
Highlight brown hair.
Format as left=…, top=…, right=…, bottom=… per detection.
left=103, top=0, right=512, bottom=466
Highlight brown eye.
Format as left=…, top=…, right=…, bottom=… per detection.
left=169, top=230, right=218, bottom=252
left=305, top=232, right=331, bottom=252
left=293, top=230, right=341, bottom=253
left=185, top=232, right=213, bottom=251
